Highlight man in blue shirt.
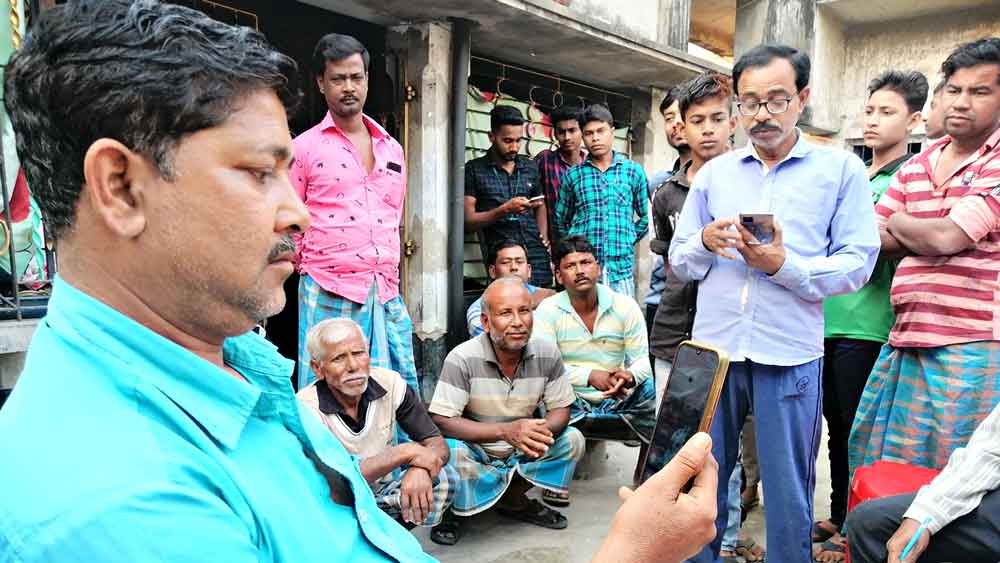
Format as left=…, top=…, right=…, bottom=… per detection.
left=669, top=44, right=880, bottom=563
left=0, top=2, right=721, bottom=562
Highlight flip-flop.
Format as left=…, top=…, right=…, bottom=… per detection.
left=735, top=537, right=766, bottom=562
left=497, top=498, right=568, bottom=529
left=813, top=540, right=846, bottom=562
left=429, top=513, right=462, bottom=546
left=812, top=520, right=837, bottom=543
left=541, top=489, right=571, bottom=507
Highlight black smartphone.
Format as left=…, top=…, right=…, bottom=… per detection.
left=639, top=341, right=729, bottom=484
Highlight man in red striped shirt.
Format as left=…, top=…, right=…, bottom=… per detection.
left=850, top=37, right=1000, bottom=481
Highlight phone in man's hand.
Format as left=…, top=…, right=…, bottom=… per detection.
left=739, top=213, right=775, bottom=245
left=639, top=341, right=729, bottom=487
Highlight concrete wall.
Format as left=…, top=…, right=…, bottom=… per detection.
left=832, top=4, right=1000, bottom=143
left=809, top=5, right=847, bottom=133
left=565, top=0, right=663, bottom=44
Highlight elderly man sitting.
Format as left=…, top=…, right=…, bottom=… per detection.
left=533, top=235, right=656, bottom=487
left=297, top=318, right=457, bottom=529
left=428, top=277, right=585, bottom=545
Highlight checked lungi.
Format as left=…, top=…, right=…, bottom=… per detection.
left=298, top=275, right=418, bottom=392
left=446, top=428, right=585, bottom=516
left=570, top=377, right=657, bottom=443
left=373, top=465, right=459, bottom=527
left=849, top=341, right=1000, bottom=478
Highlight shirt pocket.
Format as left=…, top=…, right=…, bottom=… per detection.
left=372, top=169, right=405, bottom=211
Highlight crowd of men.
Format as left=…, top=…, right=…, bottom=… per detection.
left=0, top=1, right=998, bottom=563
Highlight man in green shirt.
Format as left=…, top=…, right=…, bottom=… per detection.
left=815, top=69, right=929, bottom=560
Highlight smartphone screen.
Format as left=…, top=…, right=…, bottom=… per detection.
left=739, top=213, right=774, bottom=245
left=640, top=342, right=726, bottom=484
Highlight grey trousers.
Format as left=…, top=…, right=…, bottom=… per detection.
left=845, top=489, right=1000, bottom=562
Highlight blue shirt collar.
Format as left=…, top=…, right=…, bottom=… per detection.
left=737, top=128, right=812, bottom=165
left=43, top=276, right=295, bottom=451
left=584, top=151, right=625, bottom=169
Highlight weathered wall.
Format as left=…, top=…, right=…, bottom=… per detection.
left=809, top=5, right=847, bottom=133
left=833, top=4, right=1000, bottom=143
left=566, top=0, right=663, bottom=44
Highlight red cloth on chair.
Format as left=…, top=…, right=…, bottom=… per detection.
left=845, top=460, right=942, bottom=562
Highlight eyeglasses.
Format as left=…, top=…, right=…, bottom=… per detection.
left=735, top=97, right=795, bottom=117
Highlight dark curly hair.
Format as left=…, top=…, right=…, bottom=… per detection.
left=941, top=36, right=1000, bottom=85
left=4, top=0, right=301, bottom=240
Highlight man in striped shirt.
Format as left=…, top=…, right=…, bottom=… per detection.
left=849, top=37, right=1000, bottom=480
left=554, top=105, right=649, bottom=297
left=534, top=235, right=656, bottom=485
left=846, top=401, right=1000, bottom=562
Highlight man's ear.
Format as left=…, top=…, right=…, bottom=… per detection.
left=488, top=264, right=497, bottom=280
left=316, top=75, right=325, bottom=95
left=554, top=266, right=564, bottom=287
left=907, top=110, right=923, bottom=133
left=798, top=85, right=811, bottom=109
left=310, top=359, right=322, bottom=380
left=82, top=139, right=151, bottom=239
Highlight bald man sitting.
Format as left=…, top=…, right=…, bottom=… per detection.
left=428, top=277, right=585, bottom=545
left=297, top=318, right=458, bottom=530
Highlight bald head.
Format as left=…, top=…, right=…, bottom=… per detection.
left=481, top=276, right=533, bottom=352
left=482, top=276, right=530, bottom=314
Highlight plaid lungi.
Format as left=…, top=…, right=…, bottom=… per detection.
left=373, top=464, right=458, bottom=527
left=446, top=428, right=585, bottom=516
left=570, top=376, right=656, bottom=443
left=848, top=341, right=1000, bottom=479
left=298, top=275, right=418, bottom=393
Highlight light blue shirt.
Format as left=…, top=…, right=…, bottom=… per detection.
left=0, top=278, right=435, bottom=563
left=668, top=135, right=879, bottom=365
left=467, top=283, right=538, bottom=337
left=644, top=255, right=667, bottom=306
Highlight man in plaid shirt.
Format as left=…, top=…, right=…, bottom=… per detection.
left=534, top=105, right=586, bottom=246
left=554, top=104, right=649, bottom=296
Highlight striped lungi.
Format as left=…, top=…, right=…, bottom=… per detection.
left=446, top=428, right=585, bottom=516
left=297, top=275, right=418, bottom=393
left=848, top=341, right=1000, bottom=479
left=373, top=465, right=459, bottom=527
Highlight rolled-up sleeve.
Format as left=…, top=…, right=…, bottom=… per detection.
left=768, top=156, right=880, bottom=302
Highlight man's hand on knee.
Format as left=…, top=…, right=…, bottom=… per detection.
left=399, top=467, right=435, bottom=525
left=592, top=432, right=719, bottom=563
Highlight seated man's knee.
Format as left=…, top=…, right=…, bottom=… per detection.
left=561, top=427, right=587, bottom=462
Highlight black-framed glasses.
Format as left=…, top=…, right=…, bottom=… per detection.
left=736, top=97, right=794, bottom=117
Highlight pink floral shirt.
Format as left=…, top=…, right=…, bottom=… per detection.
left=292, top=113, right=406, bottom=305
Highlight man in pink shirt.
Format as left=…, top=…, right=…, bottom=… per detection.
left=292, top=33, right=417, bottom=392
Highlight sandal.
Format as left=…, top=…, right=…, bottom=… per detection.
left=429, top=512, right=462, bottom=546
left=812, top=520, right=838, bottom=543
left=720, top=550, right=741, bottom=563
left=497, top=498, right=568, bottom=529
left=813, top=538, right=846, bottom=562
left=541, top=489, right=571, bottom=507
left=735, top=537, right=766, bottom=562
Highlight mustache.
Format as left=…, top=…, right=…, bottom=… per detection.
left=750, top=124, right=781, bottom=135
left=267, top=235, right=297, bottom=262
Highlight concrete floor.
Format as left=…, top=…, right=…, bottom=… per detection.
left=415, top=425, right=834, bottom=562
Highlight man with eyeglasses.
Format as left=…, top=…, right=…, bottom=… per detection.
left=669, top=44, right=880, bottom=563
